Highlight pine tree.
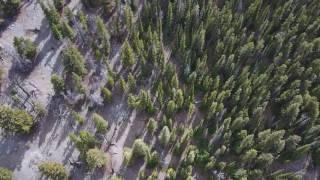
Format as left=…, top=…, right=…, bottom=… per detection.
left=159, top=126, right=171, bottom=146
left=51, top=74, right=65, bottom=94
left=62, top=46, right=87, bottom=76
left=121, top=41, right=135, bottom=69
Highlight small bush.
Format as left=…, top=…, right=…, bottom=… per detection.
left=38, top=162, right=68, bottom=180
left=101, top=87, right=112, bottom=102
left=86, top=148, right=108, bottom=169
left=146, top=118, right=157, bottom=134
left=159, top=126, right=171, bottom=146
left=165, top=168, right=176, bottom=180
left=0, top=106, right=35, bottom=134
left=13, top=37, right=37, bottom=60
left=123, top=147, right=132, bottom=166
left=132, top=139, right=149, bottom=157
left=0, top=167, right=12, bottom=180
left=146, top=151, right=159, bottom=168
left=71, top=111, right=85, bottom=125
left=92, top=113, right=108, bottom=133
left=51, top=74, right=65, bottom=94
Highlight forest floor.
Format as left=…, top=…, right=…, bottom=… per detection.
left=0, top=0, right=83, bottom=179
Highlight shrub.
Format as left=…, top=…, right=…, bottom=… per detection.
left=69, top=131, right=96, bottom=155
left=53, top=0, right=64, bottom=11
left=86, top=148, right=108, bottom=169
left=146, top=118, right=157, bottom=134
left=159, top=126, right=171, bottom=146
left=51, top=74, right=65, bottom=94
left=62, top=46, right=87, bottom=76
left=0, top=167, right=12, bottom=180
left=38, top=162, right=68, bottom=180
left=62, top=21, right=76, bottom=40
left=132, top=139, right=149, bottom=157
left=123, top=147, right=132, bottom=166
left=146, top=151, right=159, bottom=168
left=13, top=37, right=37, bottom=60
left=0, top=106, right=34, bottom=134
left=71, top=111, right=85, bottom=125
left=147, top=170, right=158, bottom=180
left=166, top=100, right=176, bottom=116
left=107, top=76, right=115, bottom=88
left=92, top=113, right=108, bottom=133
left=101, top=87, right=112, bottom=102
left=165, top=168, right=176, bottom=180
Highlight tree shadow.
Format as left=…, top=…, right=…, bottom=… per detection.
left=0, top=134, right=32, bottom=171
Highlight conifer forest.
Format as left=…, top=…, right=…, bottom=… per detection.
left=0, top=0, right=320, bottom=179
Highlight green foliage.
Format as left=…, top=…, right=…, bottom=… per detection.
left=13, top=37, right=37, bottom=60
left=51, top=74, right=65, bottom=94
left=40, top=3, right=63, bottom=40
left=110, top=176, right=123, bottom=180
left=78, top=10, right=88, bottom=32
left=62, top=46, right=87, bottom=76
left=121, top=41, right=135, bottom=69
left=256, top=153, right=274, bottom=168
left=146, top=151, right=159, bottom=168
left=69, top=131, right=97, bottom=156
left=132, top=139, right=149, bottom=157
left=53, top=0, right=64, bottom=11
left=92, top=113, right=108, bottom=134
left=38, top=162, right=68, bottom=180
left=123, top=147, right=132, bottom=166
left=0, top=106, right=34, bottom=134
left=165, top=168, right=176, bottom=180
left=241, top=149, right=257, bottom=164
left=86, top=148, right=108, bottom=169
left=95, top=16, right=110, bottom=61
left=71, top=111, right=85, bottom=125
left=127, top=73, right=136, bottom=92
left=101, top=87, right=112, bottom=102
left=107, top=76, right=115, bottom=88
left=146, top=118, right=157, bottom=134
left=233, top=168, right=247, bottom=180
left=0, top=0, right=21, bottom=17
left=147, top=170, right=158, bottom=180
left=62, top=21, right=76, bottom=40
left=166, top=100, right=176, bottom=116
left=71, top=72, right=85, bottom=94
left=0, top=167, right=12, bottom=180
left=124, top=5, right=133, bottom=32
left=159, top=126, right=171, bottom=146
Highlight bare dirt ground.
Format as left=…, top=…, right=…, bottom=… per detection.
left=0, top=0, right=84, bottom=179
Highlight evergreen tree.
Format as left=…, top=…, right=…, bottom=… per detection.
left=121, top=41, right=135, bottom=69
left=159, top=126, right=171, bottom=146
